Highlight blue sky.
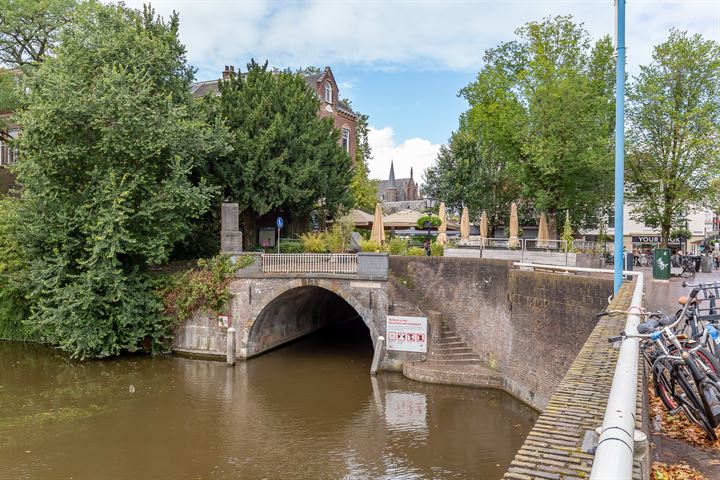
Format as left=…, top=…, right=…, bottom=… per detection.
left=118, top=1, right=720, bottom=183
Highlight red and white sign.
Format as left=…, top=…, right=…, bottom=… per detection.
left=386, top=315, right=428, bottom=353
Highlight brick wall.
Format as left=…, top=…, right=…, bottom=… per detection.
left=389, top=257, right=613, bottom=408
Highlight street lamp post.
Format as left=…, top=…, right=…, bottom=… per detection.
left=613, top=0, right=626, bottom=295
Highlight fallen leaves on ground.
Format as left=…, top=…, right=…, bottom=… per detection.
left=651, top=461, right=705, bottom=479
left=649, top=383, right=720, bottom=449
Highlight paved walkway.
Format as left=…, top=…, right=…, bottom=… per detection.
left=642, top=268, right=719, bottom=315
left=644, top=268, right=720, bottom=476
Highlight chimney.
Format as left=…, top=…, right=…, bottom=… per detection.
left=222, top=65, right=230, bottom=80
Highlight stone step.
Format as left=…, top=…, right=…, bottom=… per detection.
left=426, top=358, right=484, bottom=365
left=430, top=352, right=482, bottom=360
left=403, top=361, right=503, bottom=389
left=433, top=341, right=467, bottom=349
left=432, top=346, right=475, bottom=355
left=440, top=335, right=462, bottom=342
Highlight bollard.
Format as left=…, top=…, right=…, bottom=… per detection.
left=226, top=327, right=236, bottom=366
left=370, top=336, right=384, bottom=376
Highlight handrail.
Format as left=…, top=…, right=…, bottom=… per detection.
left=514, top=263, right=643, bottom=479
left=261, top=253, right=358, bottom=275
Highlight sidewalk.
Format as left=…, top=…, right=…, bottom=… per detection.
left=643, top=268, right=720, bottom=477
left=642, top=268, right=720, bottom=316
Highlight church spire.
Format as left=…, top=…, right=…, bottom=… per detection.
left=410, top=167, right=414, bottom=180
left=388, top=160, right=397, bottom=189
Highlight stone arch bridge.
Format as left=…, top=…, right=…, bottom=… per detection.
left=173, top=253, right=419, bottom=369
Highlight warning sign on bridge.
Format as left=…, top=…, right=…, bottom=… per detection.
left=386, top=315, right=427, bottom=353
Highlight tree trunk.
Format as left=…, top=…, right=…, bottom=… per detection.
left=241, top=210, right=257, bottom=251
left=547, top=212, right=558, bottom=240
left=660, top=223, right=670, bottom=249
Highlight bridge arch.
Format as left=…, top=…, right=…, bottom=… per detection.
left=241, top=280, right=380, bottom=358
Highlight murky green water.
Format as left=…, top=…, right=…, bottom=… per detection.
left=0, top=321, right=537, bottom=479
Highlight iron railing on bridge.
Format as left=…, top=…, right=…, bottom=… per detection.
left=261, top=253, right=358, bottom=275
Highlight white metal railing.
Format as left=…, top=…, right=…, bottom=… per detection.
left=514, top=263, right=643, bottom=479
left=261, top=253, right=358, bottom=274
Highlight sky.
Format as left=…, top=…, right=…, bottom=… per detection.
left=117, top=0, right=720, bottom=183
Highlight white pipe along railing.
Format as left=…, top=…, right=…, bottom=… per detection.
left=514, top=263, right=644, bottom=479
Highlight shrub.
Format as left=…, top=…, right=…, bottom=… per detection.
left=0, top=197, right=36, bottom=342
left=158, top=255, right=236, bottom=323
left=359, top=239, right=381, bottom=252
left=279, top=240, right=304, bottom=253
left=325, top=219, right=355, bottom=253
left=387, top=237, right=408, bottom=255
left=301, top=232, right=326, bottom=253
left=407, top=247, right=426, bottom=256
left=430, top=242, right=444, bottom=256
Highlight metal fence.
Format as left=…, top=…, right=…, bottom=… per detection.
left=460, top=236, right=569, bottom=251
left=261, top=253, right=358, bottom=274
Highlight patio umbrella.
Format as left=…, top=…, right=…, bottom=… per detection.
left=537, top=212, right=549, bottom=248
left=370, top=203, right=385, bottom=244
left=479, top=210, right=489, bottom=247
left=436, top=201, right=448, bottom=245
left=460, top=207, right=470, bottom=242
left=509, top=202, right=519, bottom=248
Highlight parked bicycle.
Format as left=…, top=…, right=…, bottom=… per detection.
left=599, top=284, right=720, bottom=439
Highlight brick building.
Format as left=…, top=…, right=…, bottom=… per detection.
left=191, top=65, right=357, bottom=158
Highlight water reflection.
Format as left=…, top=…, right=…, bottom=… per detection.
left=0, top=320, right=537, bottom=479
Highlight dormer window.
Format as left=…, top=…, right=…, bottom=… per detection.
left=324, top=81, right=332, bottom=104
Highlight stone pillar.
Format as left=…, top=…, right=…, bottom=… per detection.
left=221, top=203, right=243, bottom=254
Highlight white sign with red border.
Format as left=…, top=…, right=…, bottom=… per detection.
left=386, top=315, right=427, bottom=353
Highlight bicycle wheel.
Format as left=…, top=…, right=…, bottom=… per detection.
left=654, top=362, right=718, bottom=440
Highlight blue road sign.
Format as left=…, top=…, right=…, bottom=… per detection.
left=276, top=217, right=284, bottom=229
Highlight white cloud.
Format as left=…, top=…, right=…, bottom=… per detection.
left=367, top=127, right=441, bottom=185
left=114, top=1, right=720, bottom=77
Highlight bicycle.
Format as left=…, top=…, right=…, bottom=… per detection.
left=602, top=304, right=720, bottom=439
left=681, top=256, right=696, bottom=278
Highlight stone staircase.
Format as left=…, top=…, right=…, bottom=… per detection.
left=388, top=275, right=503, bottom=388
left=427, top=321, right=484, bottom=365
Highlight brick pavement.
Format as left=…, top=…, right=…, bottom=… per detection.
left=502, top=281, right=646, bottom=479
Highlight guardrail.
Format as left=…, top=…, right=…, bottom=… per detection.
left=261, top=253, right=358, bottom=274
left=514, top=262, right=643, bottom=479
left=461, top=236, right=569, bottom=251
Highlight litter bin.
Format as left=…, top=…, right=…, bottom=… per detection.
left=653, top=248, right=671, bottom=280
left=701, top=255, right=713, bottom=273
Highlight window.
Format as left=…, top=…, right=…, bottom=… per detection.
left=341, top=128, right=350, bottom=153
left=324, top=81, right=332, bottom=103
left=0, top=138, right=7, bottom=166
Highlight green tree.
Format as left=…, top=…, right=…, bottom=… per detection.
left=626, top=30, right=720, bottom=248
left=205, top=60, right=353, bottom=249
left=349, top=110, right=378, bottom=212
left=424, top=116, right=520, bottom=235
left=15, top=3, right=215, bottom=358
left=457, top=16, right=616, bottom=234
left=0, top=0, right=82, bottom=141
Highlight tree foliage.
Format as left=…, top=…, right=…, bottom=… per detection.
left=15, top=3, right=215, bottom=358
left=203, top=60, right=353, bottom=248
left=424, top=118, right=520, bottom=235
left=0, top=0, right=80, bottom=67
left=626, top=30, right=720, bottom=247
left=429, top=16, right=615, bottom=234
left=349, top=111, right=378, bottom=212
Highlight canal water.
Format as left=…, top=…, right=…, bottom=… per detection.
left=1, top=320, right=537, bottom=479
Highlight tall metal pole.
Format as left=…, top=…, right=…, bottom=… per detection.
left=613, top=0, right=626, bottom=294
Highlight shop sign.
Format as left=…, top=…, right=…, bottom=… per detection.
left=632, top=236, right=681, bottom=244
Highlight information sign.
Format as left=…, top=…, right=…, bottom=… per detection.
left=386, top=315, right=427, bottom=353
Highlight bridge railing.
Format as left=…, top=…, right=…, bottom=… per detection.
left=261, top=253, right=358, bottom=275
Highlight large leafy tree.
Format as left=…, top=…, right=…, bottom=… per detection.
left=457, top=16, right=616, bottom=234
left=349, top=110, right=378, bottom=212
left=205, top=60, right=353, bottom=248
left=626, top=30, right=720, bottom=248
left=15, top=3, right=215, bottom=358
left=424, top=116, right=520, bottom=235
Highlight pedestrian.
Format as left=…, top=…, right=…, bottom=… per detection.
left=424, top=239, right=431, bottom=256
